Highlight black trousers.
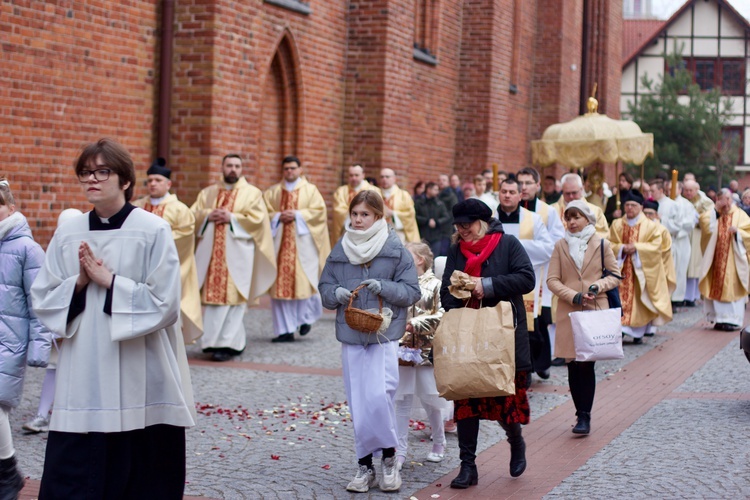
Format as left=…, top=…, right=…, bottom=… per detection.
left=567, top=361, right=596, bottom=414
left=530, top=306, right=553, bottom=372
left=39, top=424, right=186, bottom=500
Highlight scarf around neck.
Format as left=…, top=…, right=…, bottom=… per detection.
left=0, top=212, right=24, bottom=241
left=459, top=232, right=502, bottom=277
left=341, top=218, right=390, bottom=265
left=564, top=224, right=596, bottom=271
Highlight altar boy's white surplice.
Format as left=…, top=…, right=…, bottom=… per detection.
left=31, top=209, right=195, bottom=433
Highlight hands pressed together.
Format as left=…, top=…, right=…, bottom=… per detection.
left=76, top=242, right=113, bottom=292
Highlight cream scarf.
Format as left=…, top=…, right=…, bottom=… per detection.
left=0, top=212, right=24, bottom=241
left=564, top=224, right=596, bottom=271
left=341, top=218, right=389, bottom=265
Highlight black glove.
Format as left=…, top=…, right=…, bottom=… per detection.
left=573, top=293, right=583, bottom=305
left=588, top=284, right=600, bottom=295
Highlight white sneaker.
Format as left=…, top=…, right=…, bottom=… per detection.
left=22, top=414, right=49, bottom=433
left=379, top=456, right=402, bottom=492
left=346, top=465, right=376, bottom=493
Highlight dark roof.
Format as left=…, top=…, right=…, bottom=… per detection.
left=623, top=0, right=750, bottom=68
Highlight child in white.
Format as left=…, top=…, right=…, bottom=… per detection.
left=395, top=242, right=452, bottom=468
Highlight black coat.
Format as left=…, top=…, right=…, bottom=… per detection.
left=439, top=219, right=536, bottom=372
left=415, top=196, right=450, bottom=244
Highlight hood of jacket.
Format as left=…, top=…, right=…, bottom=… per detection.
left=0, top=213, right=32, bottom=243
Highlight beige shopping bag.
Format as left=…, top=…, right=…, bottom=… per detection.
left=433, top=301, right=516, bottom=400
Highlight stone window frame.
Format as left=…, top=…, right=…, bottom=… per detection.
left=413, top=0, right=439, bottom=66
left=263, top=0, right=311, bottom=16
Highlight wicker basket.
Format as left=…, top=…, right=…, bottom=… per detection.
left=344, top=284, right=384, bottom=333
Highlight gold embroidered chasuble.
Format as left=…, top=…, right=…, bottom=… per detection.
left=263, top=178, right=331, bottom=300
left=381, top=185, right=420, bottom=243
left=191, top=177, right=276, bottom=306
left=699, top=205, right=750, bottom=303
left=552, top=199, right=609, bottom=238
left=609, top=214, right=672, bottom=328
left=331, top=181, right=379, bottom=246
left=133, top=194, right=203, bottom=343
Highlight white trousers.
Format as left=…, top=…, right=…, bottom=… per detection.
left=671, top=235, right=691, bottom=302
left=342, top=341, right=399, bottom=459
left=201, top=304, right=247, bottom=352
left=704, top=298, right=746, bottom=327
left=271, top=295, right=322, bottom=336
left=685, top=278, right=700, bottom=302
left=623, top=325, right=648, bottom=339
left=0, top=406, right=14, bottom=459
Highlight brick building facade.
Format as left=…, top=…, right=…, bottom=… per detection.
left=1, top=0, right=622, bottom=245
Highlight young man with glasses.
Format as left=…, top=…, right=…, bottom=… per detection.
left=262, top=156, right=330, bottom=343
left=31, top=138, right=195, bottom=498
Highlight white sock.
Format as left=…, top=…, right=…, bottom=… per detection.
left=37, top=369, right=56, bottom=417
left=0, top=406, right=15, bottom=459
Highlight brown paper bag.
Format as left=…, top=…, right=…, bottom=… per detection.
left=432, top=301, right=516, bottom=400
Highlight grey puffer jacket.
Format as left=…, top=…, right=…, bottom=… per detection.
left=320, top=229, right=421, bottom=345
left=0, top=213, right=51, bottom=407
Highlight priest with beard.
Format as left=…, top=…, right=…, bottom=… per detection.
left=192, top=154, right=276, bottom=361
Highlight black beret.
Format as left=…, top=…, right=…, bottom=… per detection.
left=622, top=188, right=644, bottom=206
left=453, top=198, right=492, bottom=223
left=643, top=200, right=659, bottom=211
left=146, top=157, right=171, bottom=179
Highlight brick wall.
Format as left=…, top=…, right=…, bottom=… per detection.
left=2, top=0, right=624, bottom=246
left=1, top=0, right=160, bottom=245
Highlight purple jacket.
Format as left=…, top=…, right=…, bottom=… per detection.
left=0, top=214, right=51, bottom=407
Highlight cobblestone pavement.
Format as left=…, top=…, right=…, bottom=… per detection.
left=547, top=336, right=750, bottom=499
left=14, top=303, right=749, bottom=499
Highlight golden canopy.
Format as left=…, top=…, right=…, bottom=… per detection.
left=531, top=95, right=654, bottom=169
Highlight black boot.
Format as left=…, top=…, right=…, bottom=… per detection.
left=500, top=422, right=527, bottom=477
left=572, top=411, right=591, bottom=435
left=0, top=455, right=24, bottom=500
left=450, top=463, right=478, bottom=489
left=450, top=418, right=479, bottom=488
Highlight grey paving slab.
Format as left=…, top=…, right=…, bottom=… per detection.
left=10, top=304, right=718, bottom=499
left=677, top=335, right=750, bottom=393
left=545, top=398, right=750, bottom=499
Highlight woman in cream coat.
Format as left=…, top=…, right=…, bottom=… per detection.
left=547, top=200, right=620, bottom=436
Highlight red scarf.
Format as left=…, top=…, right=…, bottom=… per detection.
left=459, top=232, right=502, bottom=277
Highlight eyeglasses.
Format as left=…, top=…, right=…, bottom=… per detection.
left=77, top=168, right=112, bottom=182
left=283, top=166, right=299, bottom=171
left=456, top=222, right=474, bottom=229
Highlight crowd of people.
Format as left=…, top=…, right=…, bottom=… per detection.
left=1, top=140, right=749, bottom=497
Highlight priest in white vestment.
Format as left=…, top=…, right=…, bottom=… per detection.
left=496, top=177, right=554, bottom=378
left=518, top=167, right=565, bottom=369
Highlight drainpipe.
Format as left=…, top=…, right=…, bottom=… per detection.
left=157, top=0, right=175, bottom=160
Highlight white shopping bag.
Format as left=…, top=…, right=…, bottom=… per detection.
left=569, top=308, right=624, bottom=362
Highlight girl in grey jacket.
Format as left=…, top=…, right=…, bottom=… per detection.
left=0, top=179, right=51, bottom=497
left=319, top=190, right=420, bottom=494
